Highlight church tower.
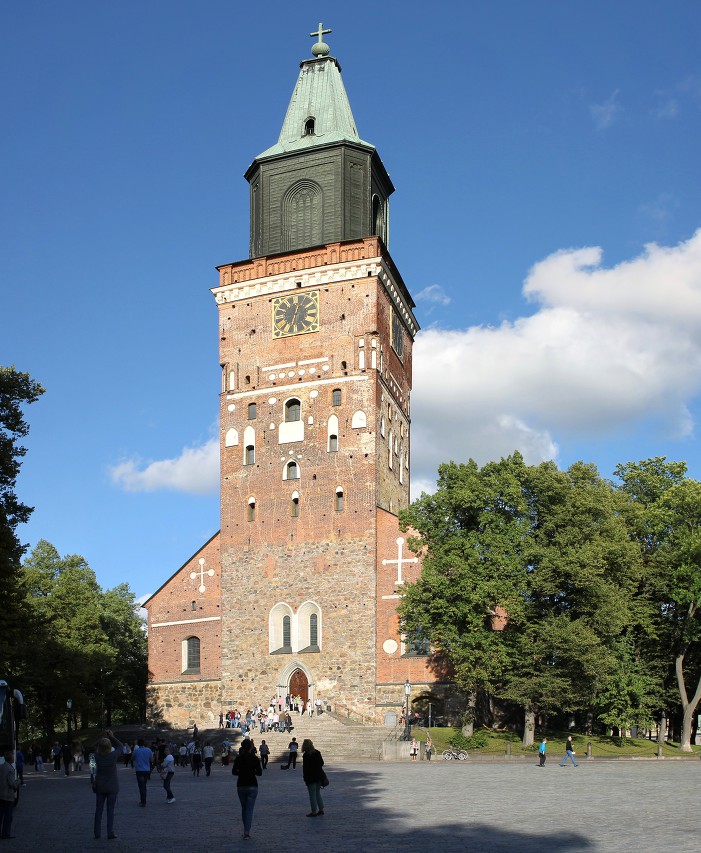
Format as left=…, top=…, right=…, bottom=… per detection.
left=145, top=27, right=438, bottom=727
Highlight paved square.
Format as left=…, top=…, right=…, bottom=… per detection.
left=8, top=759, right=701, bottom=852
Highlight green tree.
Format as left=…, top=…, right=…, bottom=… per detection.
left=400, top=455, right=647, bottom=745
left=18, top=541, right=147, bottom=737
left=0, top=366, right=44, bottom=672
left=615, top=459, right=701, bottom=751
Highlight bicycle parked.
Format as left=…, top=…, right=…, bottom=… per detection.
left=442, top=748, right=468, bottom=760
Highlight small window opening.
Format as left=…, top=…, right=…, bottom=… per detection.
left=247, top=498, right=256, bottom=522
left=329, top=435, right=338, bottom=452
left=285, top=399, right=301, bottom=422
left=335, top=488, right=344, bottom=512
left=332, top=389, right=341, bottom=406
left=248, top=403, right=257, bottom=419
left=191, top=600, right=197, bottom=611
left=245, top=445, right=255, bottom=465
left=291, top=496, right=299, bottom=517
left=304, top=117, right=315, bottom=136
left=286, top=461, right=300, bottom=480
left=283, top=615, right=291, bottom=647
left=310, top=613, right=318, bottom=646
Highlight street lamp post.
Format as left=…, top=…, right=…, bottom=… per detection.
left=66, top=699, right=72, bottom=776
left=403, top=680, right=412, bottom=741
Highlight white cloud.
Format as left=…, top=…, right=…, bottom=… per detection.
left=110, top=437, right=219, bottom=494
left=411, top=230, right=701, bottom=489
left=589, top=89, right=621, bottom=130
left=111, top=231, right=701, bottom=500
left=416, top=284, right=451, bottom=306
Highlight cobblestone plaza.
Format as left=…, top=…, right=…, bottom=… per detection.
left=8, top=759, right=700, bottom=852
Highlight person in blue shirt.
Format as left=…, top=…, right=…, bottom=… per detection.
left=132, top=739, right=154, bottom=806
left=538, top=738, right=547, bottom=766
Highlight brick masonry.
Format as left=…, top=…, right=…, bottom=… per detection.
left=145, top=239, right=449, bottom=725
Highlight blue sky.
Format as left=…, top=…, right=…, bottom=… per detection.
left=3, top=1, right=701, bottom=599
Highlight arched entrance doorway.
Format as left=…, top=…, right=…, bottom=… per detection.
left=289, top=668, right=309, bottom=703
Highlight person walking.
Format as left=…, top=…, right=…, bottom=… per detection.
left=301, top=738, right=325, bottom=817
left=538, top=738, right=547, bottom=766
left=132, top=738, right=153, bottom=807
left=93, top=729, right=123, bottom=840
left=0, top=750, right=20, bottom=839
left=425, top=735, right=432, bottom=762
left=559, top=735, right=578, bottom=767
left=232, top=739, right=262, bottom=840
left=161, top=747, right=175, bottom=803
left=259, top=740, right=269, bottom=770
left=410, top=738, right=419, bottom=761
left=203, top=742, right=215, bottom=776
left=282, top=737, right=298, bottom=769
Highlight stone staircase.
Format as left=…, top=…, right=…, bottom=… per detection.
left=118, top=711, right=399, bottom=763
left=257, top=710, right=396, bottom=763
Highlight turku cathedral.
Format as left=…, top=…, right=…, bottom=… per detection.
left=145, top=26, right=447, bottom=727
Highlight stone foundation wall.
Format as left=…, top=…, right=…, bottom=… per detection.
left=147, top=680, right=221, bottom=730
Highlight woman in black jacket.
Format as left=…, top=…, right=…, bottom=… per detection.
left=301, top=738, right=325, bottom=817
left=232, top=739, right=262, bottom=839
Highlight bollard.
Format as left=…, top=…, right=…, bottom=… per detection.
left=586, top=742, right=592, bottom=759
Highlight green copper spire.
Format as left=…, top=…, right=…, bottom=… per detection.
left=244, top=25, right=393, bottom=258
left=255, top=25, right=373, bottom=159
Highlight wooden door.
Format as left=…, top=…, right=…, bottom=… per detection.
left=289, top=669, right=308, bottom=703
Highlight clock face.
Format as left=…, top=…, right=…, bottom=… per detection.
left=272, top=291, right=320, bottom=338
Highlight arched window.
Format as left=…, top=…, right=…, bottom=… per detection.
left=282, top=180, right=322, bottom=251
left=247, top=497, right=256, bottom=522
left=304, top=116, right=315, bottom=135
left=191, top=600, right=196, bottom=611
left=327, top=414, right=339, bottom=452
left=248, top=402, right=257, bottom=420
left=297, top=600, right=322, bottom=652
left=182, top=636, right=200, bottom=673
left=225, top=428, right=239, bottom=447
left=335, top=487, right=344, bottom=512
left=332, top=388, right=341, bottom=406
left=285, top=398, right=301, bottom=422
left=290, top=494, right=299, bottom=517
left=244, top=425, right=255, bottom=465
left=269, top=603, right=294, bottom=654
left=284, top=461, right=300, bottom=480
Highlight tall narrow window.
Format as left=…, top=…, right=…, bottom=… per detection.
left=291, top=495, right=299, bottom=517
left=310, top=613, right=318, bottom=647
left=285, top=461, right=300, bottom=480
left=248, top=402, right=257, bottom=419
left=245, top=444, right=255, bottom=465
left=282, top=615, right=291, bottom=648
left=335, top=487, right=344, bottom=512
left=285, top=399, right=301, bottom=422
left=329, top=434, right=338, bottom=452
left=191, top=600, right=196, bottom=611
left=247, top=498, right=256, bottom=522
left=183, top=636, right=201, bottom=673
left=332, top=388, right=341, bottom=406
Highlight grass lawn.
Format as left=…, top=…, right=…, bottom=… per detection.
left=414, top=726, right=701, bottom=758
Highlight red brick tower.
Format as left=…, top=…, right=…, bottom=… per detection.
left=146, top=27, right=438, bottom=727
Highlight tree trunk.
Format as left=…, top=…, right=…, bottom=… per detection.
left=461, top=691, right=476, bottom=737
left=675, top=646, right=701, bottom=752
left=522, top=705, right=536, bottom=747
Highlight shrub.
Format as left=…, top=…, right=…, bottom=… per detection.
left=449, top=730, right=489, bottom=750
